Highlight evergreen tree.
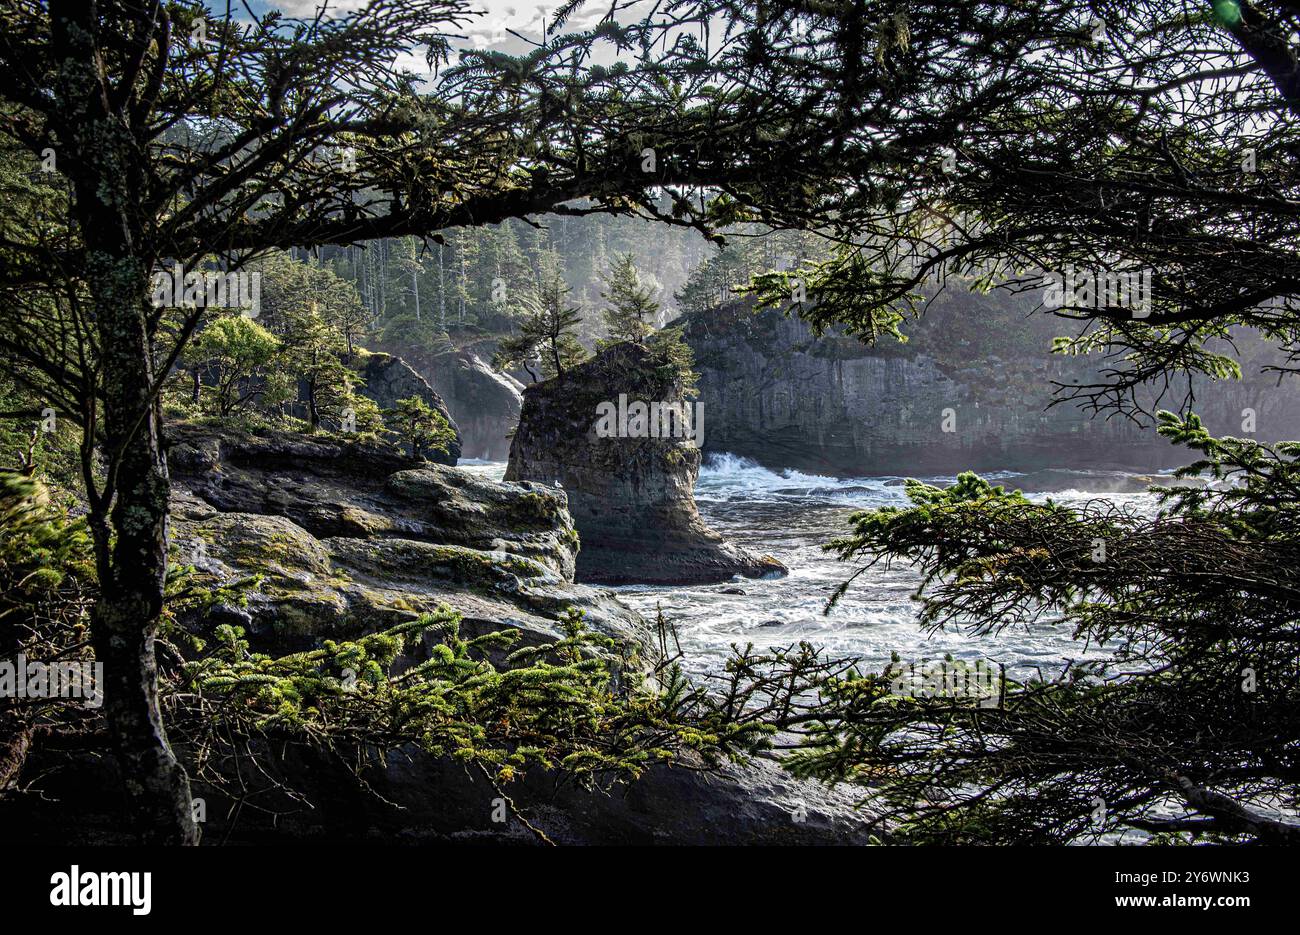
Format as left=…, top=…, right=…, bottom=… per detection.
left=385, top=395, right=456, bottom=460
left=280, top=299, right=357, bottom=432
left=0, top=0, right=820, bottom=842
left=182, top=315, right=281, bottom=418
left=494, top=271, right=589, bottom=381
left=646, top=326, right=699, bottom=394
left=601, top=253, right=659, bottom=344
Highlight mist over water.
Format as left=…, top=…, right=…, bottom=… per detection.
left=464, top=454, right=1152, bottom=680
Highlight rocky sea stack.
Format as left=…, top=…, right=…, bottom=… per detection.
left=505, top=342, right=787, bottom=585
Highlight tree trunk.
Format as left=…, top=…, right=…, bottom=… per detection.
left=307, top=371, right=320, bottom=430
left=86, top=264, right=197, bottom=845
left=52, top=0, right=196, bottom=844
left=438, top=241, right=446, bottom=329
left=412, top=263, right=421, bottom=322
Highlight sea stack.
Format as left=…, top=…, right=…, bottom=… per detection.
left=505, top=341, right=787, bottom=585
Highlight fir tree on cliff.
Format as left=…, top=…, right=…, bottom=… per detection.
left=386, top=395, right=455, bottom=460
left=494, top=270, right=590, bottom=381
left=601, top=253, right=658, bottom=344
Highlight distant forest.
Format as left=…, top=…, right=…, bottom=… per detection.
left=301, top=208, right=825, bottom=348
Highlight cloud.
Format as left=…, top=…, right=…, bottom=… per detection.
left=271, top=0, right=373, bottom=16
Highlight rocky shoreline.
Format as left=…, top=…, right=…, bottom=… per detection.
left=125, top=418, right=859, bottom=844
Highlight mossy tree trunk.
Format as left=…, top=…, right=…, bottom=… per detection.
left=84, top=258, right=196, bottom=845
left=52, top=0, right=196, bottom=844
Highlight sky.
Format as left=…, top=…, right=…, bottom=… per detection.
left=244, top=0, right=631, bottom=74
left=230, top=0, right=644, bottom=83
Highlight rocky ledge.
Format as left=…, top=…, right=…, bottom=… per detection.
left=142, top=421, right=863, bottom=844
left=505, top=342, right=787, bottom=585
left=166, top=422, right=648, bottom=660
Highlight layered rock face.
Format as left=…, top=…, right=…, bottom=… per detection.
left=166, top=423, right=645, bottom=659
left=505, top=342, right=787, bottom=585
left=684, top=296, right=1300, bottom=476
left=422, top=349, right=523, bottom=461
left=355, top=351, right=461, bottom=465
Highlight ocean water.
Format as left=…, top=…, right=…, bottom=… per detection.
left=462, top=454, right=1155, bottom=679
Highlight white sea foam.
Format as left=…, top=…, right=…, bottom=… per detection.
left=453, top=452, right=1150, bottom=679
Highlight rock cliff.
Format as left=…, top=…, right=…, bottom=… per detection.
left=423, top=349, right=523, bottom=461
left=354, top=351, right=461, bottom=465
left=505, top=342, right=787, bottom=585
left=683, top=292, right=1300, bottom=476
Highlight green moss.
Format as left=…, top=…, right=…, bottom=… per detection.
left=503, top=554, right=547, bottom=578
left=225, top=529, right=308, bottom=570
left=339, top=539, right=547, bottom=591
left=511, top=491, right=561, bottom=525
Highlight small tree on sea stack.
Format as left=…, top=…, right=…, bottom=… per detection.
left=601, top=253, right=658, bottom=344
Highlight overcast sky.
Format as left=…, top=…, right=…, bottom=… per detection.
left=247, top=0, right=628, bottom=73
left=218, top=0, right=650, bottom=86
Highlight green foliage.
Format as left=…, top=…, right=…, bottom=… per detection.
left=777, top=422, right=1300, bottom=844
left=645, top=326, right=699, bottom=394
left=492, top=270, right=590, bottom=380
left=676, top=228, right=825, bottom=317
left=276, top=290, right=363, bottom=432
left=183, top=605, right=707, bottom=775
left=752, top=246, right=909, bottom=343
left=601, top=252, right=658, bottom=343
left=0, top=470, right=770, bottom=820
left=183, top=315, right=282, bottom=417
left=385, top=395, right=456, bottom=460
left=160, top=252, right=386, bottom=434
left=379, top=315, right=455, bottom=354
left=0, top=472, right=95, bottom=640
left=1152, top=410, right=1300, bottom=540
left=176, top=605, right=770, bottom=798
left=0, top=377, right=81, bottom=490
left=0, top=472, right=97, bottom=757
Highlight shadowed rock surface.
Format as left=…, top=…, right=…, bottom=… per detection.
left=505, top=342, right=787, bottom=585
left=8, top=732, right=878, bottom=845
left=355, top=351, right=461, bottom=464
left=423, top=349, right=523, bottom=461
